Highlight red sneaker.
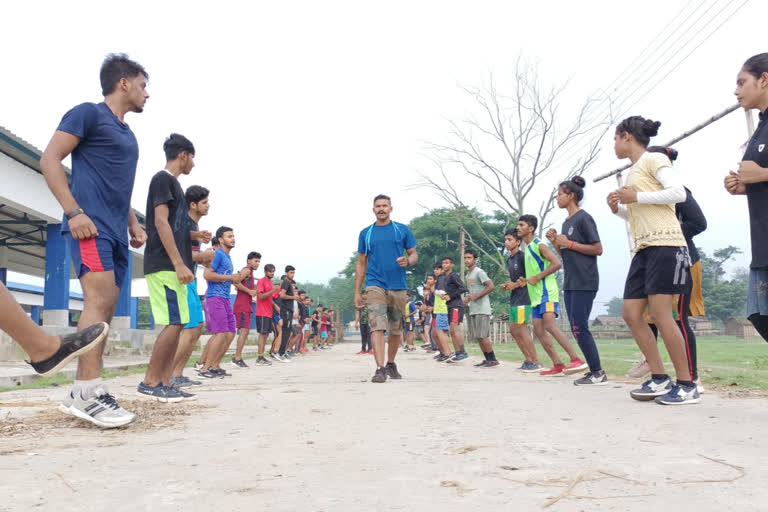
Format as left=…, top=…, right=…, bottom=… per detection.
left=563, top=358, right=588, bottom=375
left=356, top=350, right=367, bottom=355
left=367, top=349, right=374, bottom=355
left=540, top=364, right=565, bottom=376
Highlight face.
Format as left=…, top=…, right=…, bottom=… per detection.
left=433, top=267, right=443, bottom=276
left=372, top=198, right=392, bottom=222
left=516, top=220, right=533, bottom=238
left=286, top=269, right=296, bottom=280
left=735, top=69, right=767, bottom=109
left=265, top=268, right=275, bottom=278
left=504, top=234, right=520, bottom=252
left=248, top=258, right=260, bottom=270
left=124, top=74, right=149, bottom=113
left=441, top=259, right=453, bottom=272
left=426, top=276, right=435, bottom=287
left=362, top=292, right=368, bottom=301
left=613, top=131, right=632, bottom=159
left=556, top=185, right=572, bottom=208
left=299, top=293, right=306, bottom=301
left=191, top=197, right=210, bottom=216
left=180, top=152, right=195, bottom=175
left=464, top=254, right=476, bottom=268
left=219, top=230, right=235, bottom=249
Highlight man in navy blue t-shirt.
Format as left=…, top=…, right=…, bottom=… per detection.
left=354, top=194, right=418, bottom=383
left=40, top=54, right=149, bottom=428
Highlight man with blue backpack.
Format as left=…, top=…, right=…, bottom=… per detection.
left=354, top=194, right=418, bottom=383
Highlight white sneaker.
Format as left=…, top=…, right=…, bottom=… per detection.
left=695, top=379, right=706, bottom=394
left=70, top=388, right=136, bottom=428
left=58, top=391, right=75, bottom=415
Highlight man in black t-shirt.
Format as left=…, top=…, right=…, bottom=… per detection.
left=501, top=230, right=541, bottom=372
left=138, top=134, right=197, bottom=403
left=277, top=266, right=301, bottom=359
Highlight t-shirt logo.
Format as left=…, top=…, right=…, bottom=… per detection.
left=759, top=144, right=765, bottom=152
left=568, top=226, right=574, bottom=236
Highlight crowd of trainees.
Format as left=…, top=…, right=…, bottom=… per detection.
left=353, top=95, right=768, bottom=406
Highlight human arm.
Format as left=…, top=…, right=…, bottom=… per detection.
left=203, top=256, right=244, bottom=283
left=396, top=247, right=418, bottom=268
left=725, top=171, right=747, bottom=195
left=40, top=130, right=99, bottom=240
left=617, top=167, right=685, bottom=205
left=128, top=211, right=147, bottom=249
left=676, top=189, right=707, bottom=239
left=153, top=203, right=194, bottom=284
left=193, top=248, right=215, bottom=266
left=234, top=269, right=257, bottom=296
left=353, top=253, right=367, bottom=308
left=257, top=282, right=281, bottom=300
left=354, top=309, right=360, bottom=329
left=552, top=215, right=603, bottom=256
left=190, top=230, right=212, bottom=244
left=736, top=160, right=768, bottom=184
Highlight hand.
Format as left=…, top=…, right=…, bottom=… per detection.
left=249, top=289, right=258, bottom=297
left=516, top=277, right=526, bottom=288
left=231, top=272, right=244, bottom=284
left=606, top=192, right=620, bottom=213
left=554, top=234, right=570, bottom=248
left=463, top=295, right=471, bottom=305
left=527, top=274, right=540, bottom=286
left=396, top=256, right=408, bottom=268
left=737, top=160, right=767, bottom=184
left=201, top=248, right=216, bottom=266
left=129, top=223, right=147, bottom=249
left=241, top=269, right=251, bottom=280
left=68, top=213, right=99, bottom=240
left=725, top=171, right=747, bottom=195
left=191, top=230, right=212, bottom=243
left=354, top=322, right=359, bottom=330
left=440, top=294, right=450, bottom=302
left=617, top=186, right=637, bottom=204
left=545, top=228, right=557, bottom=242
left=354, top=293, right=363, bottom=309
left=174, top=263, right=194, bottom=285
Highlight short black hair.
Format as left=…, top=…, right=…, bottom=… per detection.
left=373, top=194, right=391, bottom=205
left=427, top=273, right=436, bottom=280
left=504, top=229, right=522, bottom=241
left=247, top=251, right=261, bottom=261
left=433, top=262, right=442, bottom=270
left=215, top=226, right=233, bottom=241
left=264, top=263, right=275, bottom=272
left=164, top=133, right=195, bottom=161
left=298, top=290, right=306, bottom=295
left=465, top=249, right=478, bottom=259
left=100, top=53, right=148, bottom=96
left=518, top=214, right=538, bottom=230
left=185, top=185, right=209, bottom=205
left=441, top=256, right=454, bottom=263
left=285, top=265, right=295, bottom=272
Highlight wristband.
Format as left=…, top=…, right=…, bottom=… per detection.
left=66, top=208, right=84, bottom=220
left=568, top=241, right=575, bottom=250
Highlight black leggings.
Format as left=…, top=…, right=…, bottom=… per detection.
left=279, top=308, right=293, bottom=355
left=748, top=314, right=768, bottom=342
left=649, top=291, right=698, bottom=380
left=361, top=324, right=371, bottom=351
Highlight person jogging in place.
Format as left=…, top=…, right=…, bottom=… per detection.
left=353, top=194, right=418, bottom=383
left=546, top=176, right=606, bottom=385
left=232, top=251, right=261, bottom=368
left=463, top=250, right=497, bottom=368
left=608, top=115, right=699, bottom=405
left=355, top=290, right=372, bottom=354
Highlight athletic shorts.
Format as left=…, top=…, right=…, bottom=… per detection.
left=255, top=316, right=273, bottom=335
left=235, top=310, right=253, bottom=330
left=747, top=268, right=768, bottom=317
left=67, top=234, right=129, bottom=287
left=435, top=313, right=449, bottom=331
left=365, top=286, right=407, bottom=335
left=291, top=324, right=300, bottom=336
left=404, top=321, right=412, bottom=332
left=303, top=323, right=310, bottom=331
left=448, top=306, right=464, bottom=324
left=146, top=271, right=189, bottom=326
left=184, top=281, right=204, bottom=329
left=205, top=296, right=236, bottom=333
left=321, top=331, right=329, bottom=339
left=468, top=314, right=490, bottom=339
left=689, top=260, right=705, bottom=316
left=624, top=246, right=691, bottom=299
left=532, top=301, right=559, bottom=320
left=273, top=314, right=282, bottom=325
left=509, top=305, right=532, bottom=325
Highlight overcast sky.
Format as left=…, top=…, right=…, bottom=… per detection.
left=1, top=0, right=764, bottom=313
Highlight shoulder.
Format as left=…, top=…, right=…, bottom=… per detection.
left=641, top=151, right=672, bottom=174
left=65, top=102, right=99, bottom=117
left=150, top=170, right=172, bottom=185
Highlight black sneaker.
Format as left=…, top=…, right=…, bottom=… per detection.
left=385, top=362, right=402, bottom=380
left=212, top=368, right=232, bottom=377
left=371, top=368, right=388, bottom=383
left=255, top=356, right=272, bottom=366
left=198, top=369, right=220, bottom=379
left=27, top=322, right=109, bottom=377
left=183, top=376, right=203, bottom=386
left=474, top=360, right=489, bottom=367
left=231, top=358, right=249, bottom=369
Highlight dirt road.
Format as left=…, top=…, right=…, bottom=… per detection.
left=1, top=340, right=767, bottom=511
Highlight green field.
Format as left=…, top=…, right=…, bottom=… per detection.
left=467, top=335, right=768, bottom=390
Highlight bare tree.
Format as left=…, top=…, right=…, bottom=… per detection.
left=416, top=57, right=614, bottom=270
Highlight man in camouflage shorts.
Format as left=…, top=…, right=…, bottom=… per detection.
left=354, top=194, right=418, bottom=383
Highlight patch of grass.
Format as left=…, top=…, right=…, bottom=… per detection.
left=468, top=335, right=768, bottom=389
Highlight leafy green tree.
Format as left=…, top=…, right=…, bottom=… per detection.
left=606, top=296, right=624, bottom=317
left=700, top=247, right=748, bottom=323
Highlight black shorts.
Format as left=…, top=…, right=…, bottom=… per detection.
left=624, top=246, right=691, bottom=299
left=255, top=316, right=273, bottom=334
left=448, top=306, right=464, bottom=324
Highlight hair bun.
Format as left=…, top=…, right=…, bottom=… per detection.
left=571, top=176, right=586, bottom=188
left=642, top=119, right=661, bottom=137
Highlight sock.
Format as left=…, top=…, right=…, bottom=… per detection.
left=488, top=351, right=496, bottom=361
left=73, top=378, right=104, bottom=400
left=459, top=344, right=465, bottom=353
left=651, top=373, right=668, bottom=381
left=677, top=379, right=695, bottom=387
left=483, top=352, right=490, bottom=361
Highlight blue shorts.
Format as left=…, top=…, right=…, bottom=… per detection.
left=747, top=268, right=768, bottom=317
left=184, top=281, right=204, bottom=329
left=321, top=331, right=328, bottom=339
left=67, top=234, right=129, bottom=287
left=532, top=301, right=559, bottom=319
left=273, top=314, right=282, bottom=325
left=435, top=313, right=449, bottom=332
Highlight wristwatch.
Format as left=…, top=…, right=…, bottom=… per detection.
left=66, top=208, right=84, bottom=220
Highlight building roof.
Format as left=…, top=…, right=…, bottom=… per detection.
left=727, top=317, right=753, bottom=326
left=6, top=281, right=83, bottom=300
